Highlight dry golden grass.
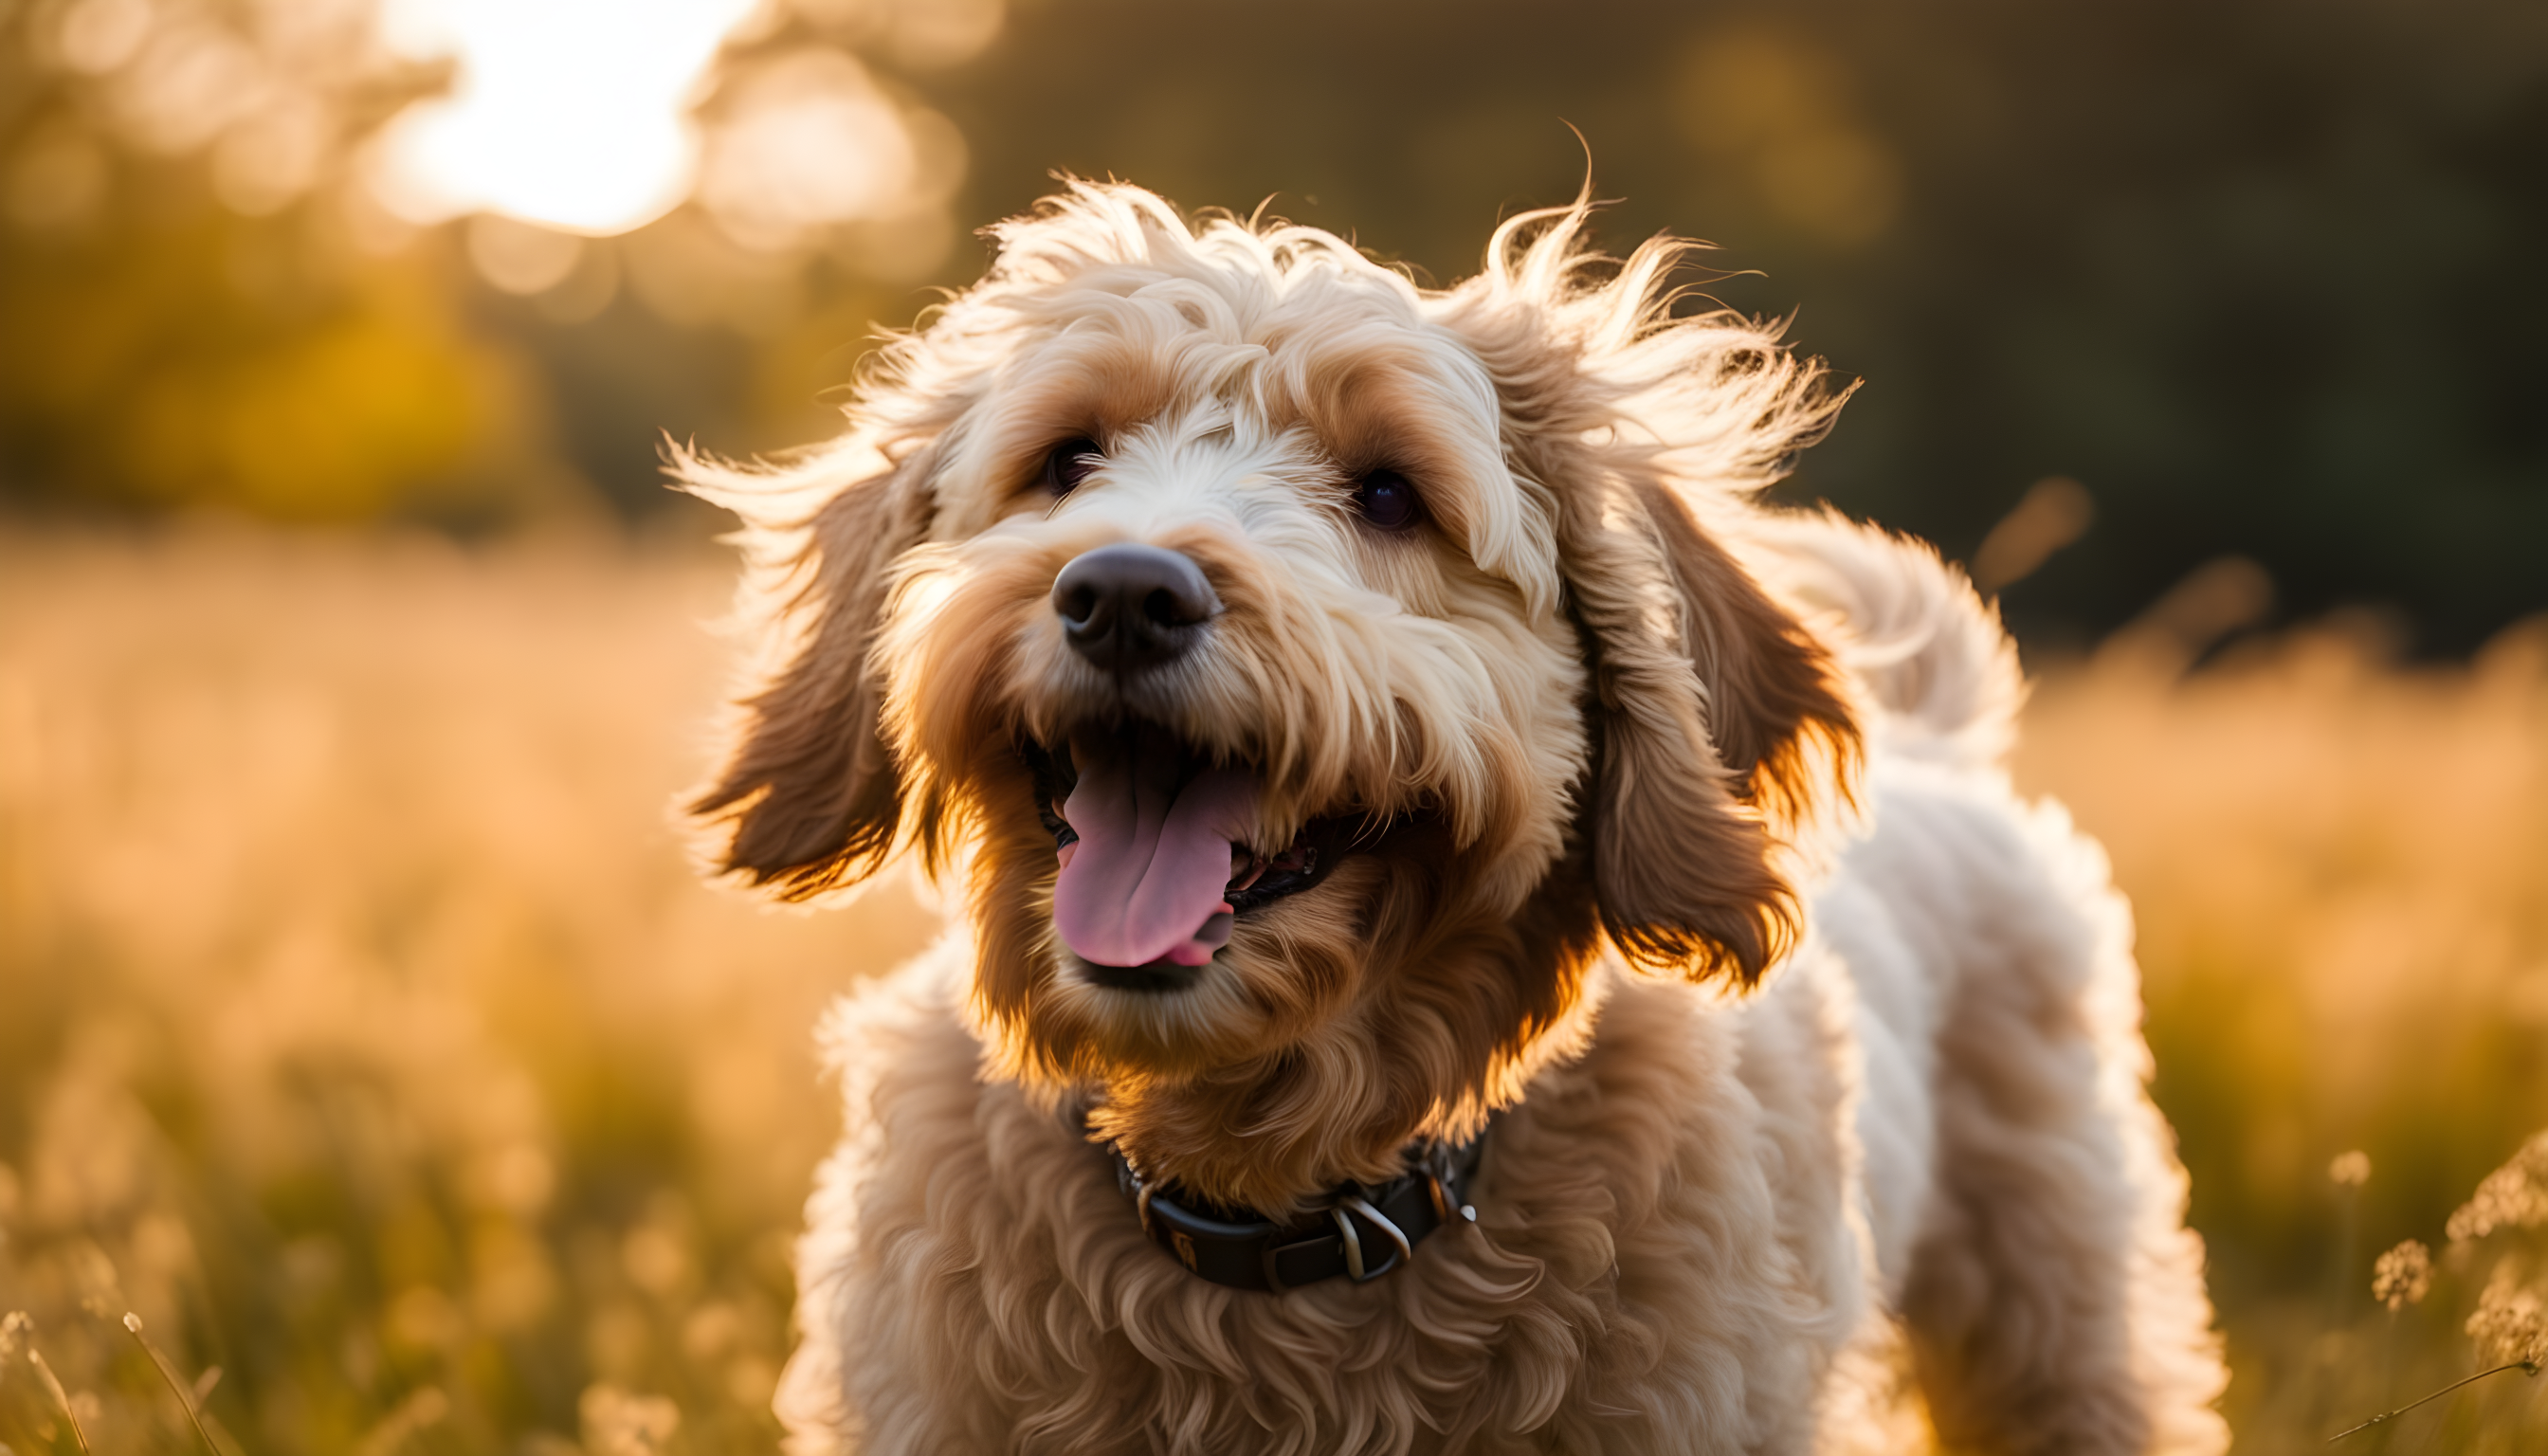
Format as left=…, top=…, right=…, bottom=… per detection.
left=0, top=528, right=2542, bottom=1452
left=2017, top=615, right=2548, bottom=1447
left=0, top=528, right=938, bottom=1455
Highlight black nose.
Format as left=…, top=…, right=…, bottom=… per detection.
left=1051, top=543, right=1220, bottom=676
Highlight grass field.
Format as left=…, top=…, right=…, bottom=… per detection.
left=2, top=528, right=2543, bottom=1453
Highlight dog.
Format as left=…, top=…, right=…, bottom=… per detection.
left=678, top=182, right=2230, bottom=1455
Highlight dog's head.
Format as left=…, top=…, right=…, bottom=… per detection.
left=684, top=183, right=1857, bottom=1210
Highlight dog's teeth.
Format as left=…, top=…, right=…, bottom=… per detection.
left=1227, top=846, right=1266, bottom=894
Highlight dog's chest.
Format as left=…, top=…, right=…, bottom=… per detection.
left=803, top=963, right=1868, bottom=1455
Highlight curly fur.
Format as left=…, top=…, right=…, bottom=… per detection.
left=681, top=181, right=2230, bottom=1454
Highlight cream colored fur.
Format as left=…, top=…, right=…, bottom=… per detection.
left=683, top=183, right=2230, bottom=1454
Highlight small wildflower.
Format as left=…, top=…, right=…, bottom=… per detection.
left=2448, top=1129, right=2548, bottom=1241
left=2372, top=1240, right=2432, bottom=1310
left=2465, top=1259, right=2548, bottom=1366
left=2330, top=1150, right=2372, bottom=1188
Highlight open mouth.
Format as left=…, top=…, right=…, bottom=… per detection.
left=1020, top=723, right=1356, bottom=991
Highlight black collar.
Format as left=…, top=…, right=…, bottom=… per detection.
left=1100, top=1128, right=1486, bottom=1293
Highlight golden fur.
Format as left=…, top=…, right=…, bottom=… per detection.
left=682, top=183, right=2229, bottom=1453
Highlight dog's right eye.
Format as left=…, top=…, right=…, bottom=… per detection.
left=1355, top=469, right=1422, bottom=531
left=1043, top=438, right=1102, bottom=496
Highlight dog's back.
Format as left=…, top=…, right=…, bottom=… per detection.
left=1734, top=507, right=2022, bottom=774
left=1738, top=512, right=2230, bottom=1454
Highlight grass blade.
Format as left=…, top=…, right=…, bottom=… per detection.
left=27, top=1345, right=94, bottom=1456
left=2328, top=1359, right=2539, bottom=1443
left=124, top=1312, right=226, bottom=1454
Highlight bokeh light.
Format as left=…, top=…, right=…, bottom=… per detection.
left=695, top=46, right=963, bottom=257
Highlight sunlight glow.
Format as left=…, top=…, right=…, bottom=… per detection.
left=371, top=0, right=756, bottom=235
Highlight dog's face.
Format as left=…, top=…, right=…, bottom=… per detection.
left=687, top=185, right=1856, bottom=1209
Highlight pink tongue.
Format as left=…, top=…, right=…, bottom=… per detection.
left=1053, top=737, right=1256, bottom=969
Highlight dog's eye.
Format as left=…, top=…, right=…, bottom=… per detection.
left=1043, top=438, right=1102, bottom=496
left=1355, top=469, right=1422, bottom=531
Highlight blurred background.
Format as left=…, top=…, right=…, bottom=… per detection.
left=1, top=0, right=2544, bottom=1451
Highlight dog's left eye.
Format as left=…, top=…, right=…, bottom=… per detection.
left=1043, top=438, right=1102, bottom=496
left=1355, top=470, right=1422, bottom=531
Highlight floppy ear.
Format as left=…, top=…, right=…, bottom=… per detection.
left=1433, top=202, right=1859, bottom=986
left=684, top=445, right=933, bottom=899
left=1629, top=478, right=1859, bottom=835
left=1556, top=468, right=1859, bottom=987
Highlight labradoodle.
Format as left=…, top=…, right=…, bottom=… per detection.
left=679, top=182, right=2230, bottom=1455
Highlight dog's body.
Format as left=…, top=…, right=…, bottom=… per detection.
left=684, top=185, right=2229, bottom=1454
